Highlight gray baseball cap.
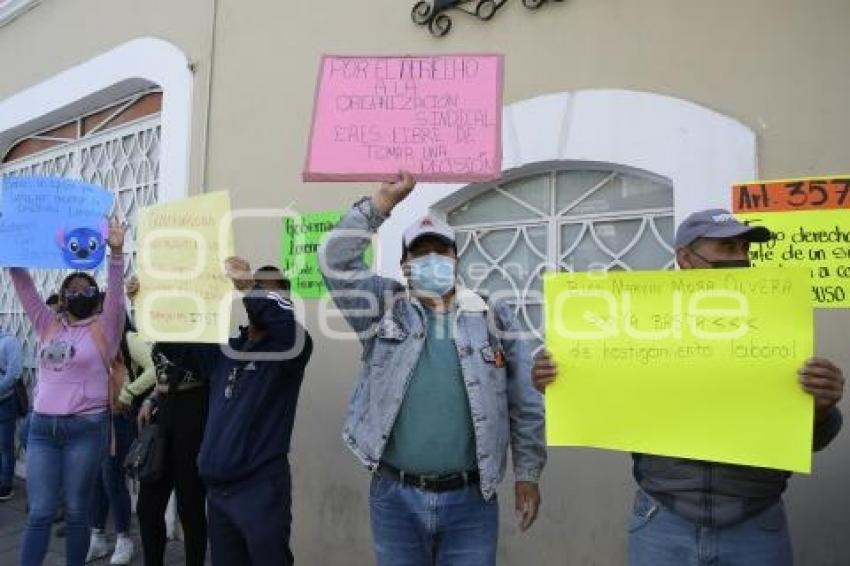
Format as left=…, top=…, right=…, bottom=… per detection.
left=675, top=208, right=772, bottom=248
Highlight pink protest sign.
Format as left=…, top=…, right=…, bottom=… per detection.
left=303, top=54, right=504, bottom=183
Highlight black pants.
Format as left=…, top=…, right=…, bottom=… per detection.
left=207, top=457, right=293, bottom=566
left=137, top=387, right=208, bottom=566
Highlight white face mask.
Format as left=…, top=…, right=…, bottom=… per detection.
left=408, top=254, right=456, bottom=297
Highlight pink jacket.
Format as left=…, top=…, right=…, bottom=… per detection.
left=9, top=254, right=126, bottom=415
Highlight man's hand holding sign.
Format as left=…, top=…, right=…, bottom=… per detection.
left=799, top=358, right=845, bottom=424
left=535, top=207, right=844, bottom=563
left=536, top=209, right=844, bottom=470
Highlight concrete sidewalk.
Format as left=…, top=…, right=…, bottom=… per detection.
left=0, top=479, right=200, bottom=565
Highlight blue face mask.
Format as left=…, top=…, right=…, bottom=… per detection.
left=408, top=254, right=456, bottom=297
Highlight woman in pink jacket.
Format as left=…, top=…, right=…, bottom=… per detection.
left=7, top=219, right=126, bottom=566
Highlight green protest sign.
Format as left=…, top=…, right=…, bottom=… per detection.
left=281, top=211, right=373, bottom=298
left=281, top=211, right=341, bottom=298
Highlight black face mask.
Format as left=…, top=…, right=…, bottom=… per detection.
left=689, top=248, right=751, bottom=269
left=65, top=295, right=99, bottom=319
left=244, top=286, right=271, bottom=333
left=706, top=259, right=751, bottom=269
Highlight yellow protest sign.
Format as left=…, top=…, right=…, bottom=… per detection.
left=732, top=176, right=850, bottom=308
left=544, top=267, right=814, bottom=473
left=136, top=191, right=235, bottom=343
left=738, top=210, right=849, bottom=307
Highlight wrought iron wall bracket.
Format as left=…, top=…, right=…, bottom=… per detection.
left=411, top=0, right=563, bottom=37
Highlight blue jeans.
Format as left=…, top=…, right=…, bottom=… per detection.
left=369, top=475, right=499, bottom=566
left=18, top=410, right=31, bottom=450
left=20, top=412, right=108, bottom=566
left=628, top=490, right=793, bottom=566
left=92, top=414, right=136, bottom=534
left=0, top=396, right=16, bottom=489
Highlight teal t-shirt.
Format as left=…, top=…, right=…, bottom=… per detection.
left=381, top=308, right=477, bottom=475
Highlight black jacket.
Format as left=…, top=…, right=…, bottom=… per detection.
left=634, top=407, right=842, bottom=527
left=158, top=291, right=313, bottom=484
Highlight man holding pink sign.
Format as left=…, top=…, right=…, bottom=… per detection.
left=320, top=172, right=546, bottom=566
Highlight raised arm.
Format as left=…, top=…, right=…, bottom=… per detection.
left=97, top=218, right=128, bottom=360
left=318, top=172, right=415, bottom=340
left=224, top=255, right=313, bottom=366
left=7, top=268, right=56, bottom=339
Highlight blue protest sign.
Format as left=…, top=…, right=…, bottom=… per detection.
left=0, top=176, right=115, bottom=269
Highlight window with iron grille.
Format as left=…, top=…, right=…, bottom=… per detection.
left=0, top=91, right=161, bottom=368
left=0, top=0, right=39, bottom=27
left=443, top=165, right=675, bottom=352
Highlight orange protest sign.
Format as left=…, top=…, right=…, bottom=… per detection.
left=732, top=176, right=850, bottom=213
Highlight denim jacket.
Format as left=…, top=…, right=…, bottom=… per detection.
left=0, top=332, right=23, bottom=400
left=319, top=197, right=546, bottom=499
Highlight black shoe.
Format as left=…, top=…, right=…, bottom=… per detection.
left=0, top=486, right=12, bottom=501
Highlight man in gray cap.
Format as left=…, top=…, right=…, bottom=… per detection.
left=533, top=208, right=844, bottom=566
left=320, top=172, right=546, bottom=566
left=673, top=208, right=772, bottom=268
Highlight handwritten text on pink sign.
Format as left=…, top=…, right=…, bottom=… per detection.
left=303, top=55, right=504, bottom=182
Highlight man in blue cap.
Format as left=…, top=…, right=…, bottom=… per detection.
left=533, top=208, right=844, bottom=566
left=672, top=208, right=772, bottom=269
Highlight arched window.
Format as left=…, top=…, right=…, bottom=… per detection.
left=0, top=90, right=162, bottom=365
left=442, top=164, right=675, bottom=350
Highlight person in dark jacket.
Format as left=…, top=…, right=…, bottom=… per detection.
left=253, top=265, right=291, bottom=295
left=532, top=210, right=844, bottom=566
left=157, top=256, right=313, bottom=566
left=0, top=327, right=23, bottom=501
left=135, top=282, right=209, bottom=566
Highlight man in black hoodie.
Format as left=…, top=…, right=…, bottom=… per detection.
left=158, top=256, right=313, bottom=566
